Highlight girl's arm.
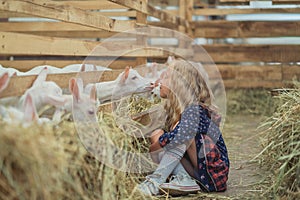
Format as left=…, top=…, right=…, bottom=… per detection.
left=159, top=105, right=220, bottom=150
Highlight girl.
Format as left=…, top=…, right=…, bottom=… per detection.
left=137, top=59, right=229, bottom=196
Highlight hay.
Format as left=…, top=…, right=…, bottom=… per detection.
left=256, top=83, right=300, bottom=199
left=0, top=107, right=155, bottom=200
left=0, top=92, right=238, bottom=200
left=0, top=122, right=87, bottom=200
left=128, top=94, right=161, bottom=115
left=226, top=89, right=275, bottom=116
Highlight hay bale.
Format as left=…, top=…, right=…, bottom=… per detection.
left=226, top=89, right=275, bottom=116
left=0, top=122, right=87, bottom=200
left=258, top=83, right=300, bottom=199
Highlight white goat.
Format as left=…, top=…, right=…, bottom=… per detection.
left=0, top=93, right=50, bottom=126
left=19, top=67, right=65, bottom=112
left=69, top=77, right=98, bottom=122
left=84, top=66, right=152, bottom=103
left=61, top=64, right=111, bottom=73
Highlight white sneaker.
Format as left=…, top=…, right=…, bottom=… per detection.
left=160, top=173, right=200, bottom=196
left=136, top=174, right=161, bottom=196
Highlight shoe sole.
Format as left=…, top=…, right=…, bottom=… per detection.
left=160, top=185, right=200, bottom=196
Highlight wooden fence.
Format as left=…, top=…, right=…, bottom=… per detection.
left=0, top=0, right=299, bottom=98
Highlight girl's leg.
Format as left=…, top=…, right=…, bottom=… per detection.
left=149, top=129, right=164, bottom=164
left=180, top=139, right=198, bottom=178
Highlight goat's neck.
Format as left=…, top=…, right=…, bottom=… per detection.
left=97, top=80, right=118, bottom=102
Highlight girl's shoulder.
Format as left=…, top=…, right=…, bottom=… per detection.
left=184, top=104, right=207, bottom=114
left=184, top=104, right=221, bottom=127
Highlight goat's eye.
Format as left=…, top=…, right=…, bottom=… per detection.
left=88, top=109, right=95, bottom=115
left=132, top=76, right=138, bottom=80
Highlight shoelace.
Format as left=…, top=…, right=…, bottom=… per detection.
left=169, top=173, right=192, bottom=184
left=146, top=173, right=162, bottom=182
left=142, top=174, right=162, bottom=194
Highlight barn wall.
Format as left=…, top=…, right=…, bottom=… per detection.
left=0, top=0, right=299, bottom=98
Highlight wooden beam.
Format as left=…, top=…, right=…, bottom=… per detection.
left=0, top=0, right=136, bottom=32
left=215, top=65, right=283, bottom=81
left=223, top=80, right=284, bottom=88
left=0, top=21, right=300, bottom=38
left=0, top=32, right=192, bottom=57
left=108, top=0, right=189, bottom=28
left=272, top=0, right=300, bottom=4
left=193, top=7, right=300, bottom=16
left=0, top=10, right=30, bottom=17
left=51, top=0, right=127, bottom=10
left=193, top=21, right=300, bottom=38
left=0, top=10, right=136, bottom=18
left=282, top=65, right=300, bottom=80
left=0, top=59, right=137, bottom=71
left=219, top=0, right=249, bottom=4
left=194, top=44, right=300, bottom=62
left=136, top=0, right=148, bottom=66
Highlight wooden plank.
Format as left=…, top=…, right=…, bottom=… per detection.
left=0, top=32, right=193, bottom=57
left=108, top=0, right=189, bottom=28
left=0, top=21, right=140, bottom=38
left=178, top=0, right=186, bottom=47
left=0, top=10, right=136, bottom=18
left=0, top=0, right=136, bottom=32
left=273, top=0, right=300, bottom=4
left=0, top=21, right=300, bottom=38
left=193, top=21, right=300, bottom=38
left=194, top=44, right=300, bottom=62
left=0, top=10, right=30, bottom=17
left=193, top=7, right=300, bottom=16
left=136, top=0, right=148, bottom=66
left=206, top=64, right=282, bottom=81
left=0, top=59, right=137, bottom=71
left=148, top=0, right=179, bottom=6
left=223, top=80, right=284, bottom=88
left=51, top=0, right=126, bottom=10
left=0, top=32, right=192, bottom=57
left=282, top=65, right=300, bottom=80
left=219, top=0, right=249, bottom=3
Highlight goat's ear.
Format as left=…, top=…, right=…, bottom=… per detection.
left=125, top=66, right=130, bottom=79
left=69, top=78, right=76, bottom=94
left=80, top=64, right=85, bottom=72
left=69, top=78, right=80, bottom=102
left=120, top=66, right=130, bottom=83
left=167, top=56, right=175, bottom=64
left=33, top=67, right=48, bottom=86
left=90, top=84, right=97, bottom=101
left=0, top=72, right=9, bottom=93
left=24, top=94, right=38, bottom=122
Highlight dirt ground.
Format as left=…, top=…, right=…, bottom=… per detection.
left=171, top=114, right=267, bottom=200
left=222, top=114, right=266, bottom=199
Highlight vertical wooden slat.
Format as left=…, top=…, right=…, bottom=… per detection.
left=136, top=0, right=148, bottom=67
left=185, top=0, right=194, bottom=37
left=178, top=0, right=186, bottom=48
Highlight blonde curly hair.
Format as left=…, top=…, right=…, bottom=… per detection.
left=163, top=59, right=217, bottom=131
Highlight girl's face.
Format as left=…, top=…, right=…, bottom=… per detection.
left=159, top=68, right=171, bottom=98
